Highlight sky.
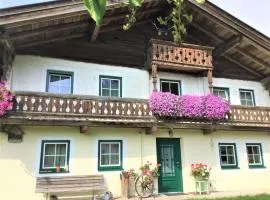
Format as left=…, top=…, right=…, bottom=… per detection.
left=0, top=0, right=269, bottom=38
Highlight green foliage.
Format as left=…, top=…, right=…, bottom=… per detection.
left=188, top=194, right=270, bottom=200
left=83, top=0, right=205, bottom=43
left=83, top=0, right=107, bottom=25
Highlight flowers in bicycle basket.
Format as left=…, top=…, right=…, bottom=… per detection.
left=190, top=163, right=211, bottom=180
left=126, top=161, right=161, bottom=179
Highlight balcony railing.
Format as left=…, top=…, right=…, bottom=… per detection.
left=148, top=39, right=213, bottom=71
left=11, top=92, right=153, bottom=123
left=6, top=92, right=270, bottom=128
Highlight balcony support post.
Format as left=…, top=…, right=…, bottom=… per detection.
left=152, top=63, right=158, bottom=92
left=0, top=33, right=15, bottom=85
left=208, top=69, right=213, bottom=93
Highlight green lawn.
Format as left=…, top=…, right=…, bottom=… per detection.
left=189, top=194, right=270, bottom=200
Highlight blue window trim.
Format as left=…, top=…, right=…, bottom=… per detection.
left=98, top=140, right=123, bottom=171
left=39, top=140, right=70, bottom=174
left=218, top=143, right=239, bottom=170
left=46, top=70, right=74, bottom=94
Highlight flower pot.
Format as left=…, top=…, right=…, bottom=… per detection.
left=153, top=177, right=158, bottom=195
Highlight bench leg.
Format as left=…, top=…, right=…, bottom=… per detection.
left=92, top=191, right=95, bottom=200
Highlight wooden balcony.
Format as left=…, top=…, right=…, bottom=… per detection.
left=2, top=92, right=270, bottom=130
left=147, top=39, right=213, bottom=72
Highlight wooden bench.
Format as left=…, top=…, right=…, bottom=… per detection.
left=36, top=175, right=106, bottom=199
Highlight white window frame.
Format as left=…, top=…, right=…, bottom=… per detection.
left=100, top=77, right=121, bottom=97
left=239, top=89, right=255, bottom=106
left=213, top=87, right=230, bottom=101
left=42, top=142, right=69, bottom=169
left=160, top=79, right=181, bottom=95
left=219, top=143, right=237, bottom=167
left=246, top=144, right=263, bottom=166
left=99, top=141, right=121, bottom=167
left=48, top=72, right=72, bottom=94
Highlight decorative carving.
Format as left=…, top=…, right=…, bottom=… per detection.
left=145, top=124, right=158, bottom=135
left=148, top=39, right=213, bottom=71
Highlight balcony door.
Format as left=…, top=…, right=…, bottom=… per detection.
left=156, top=138, right=183, bottom=193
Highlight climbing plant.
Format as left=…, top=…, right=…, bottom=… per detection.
left=83, top=0, right=205, bottom=44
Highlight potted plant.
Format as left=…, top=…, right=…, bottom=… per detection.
left=190, top=163, right=211, bottom=194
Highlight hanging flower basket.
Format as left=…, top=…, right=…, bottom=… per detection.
left=0, top=82, right=13, bottom=116
left=149, top=92, right=230, bottom=121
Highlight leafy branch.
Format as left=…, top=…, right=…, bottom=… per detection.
left=83, top=0, right=205, bottom=44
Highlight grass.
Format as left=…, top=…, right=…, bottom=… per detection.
left=189, top=194, right=270, bottom=200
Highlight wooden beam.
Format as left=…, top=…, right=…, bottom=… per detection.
left=191, top=22, right=270, bottom=73
left=213, top=35, right=242, bottom=57
left=145, top=124, right=158, bottom=135
left=261, top=76, right=270, bottom=90
left=224, top=55, right=263, bottom=78
left=80, top=125, right=88, bottom=134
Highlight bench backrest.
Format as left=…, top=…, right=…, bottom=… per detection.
left=36, top=175, right=105, bottom=194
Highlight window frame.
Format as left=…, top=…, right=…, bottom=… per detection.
left=39, top=140, right=70, bottom=174
left=239, top=89, right=255, bottom=106
left=246, top=143, right=265, bottom=169
left=46, top=70, right=74, bottom=94
left=99, top=75, right=122, bottom=97
left=218, top=143, right=239, bottom=169
left=160, top=79, right=182, bottom=95
left=98, top=140, right=123, bottom=171
left=213, top=87, right=230, bottom=101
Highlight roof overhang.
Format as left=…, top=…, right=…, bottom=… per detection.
left=0, top=0, right=269, bottom=87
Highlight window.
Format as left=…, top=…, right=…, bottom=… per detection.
left=160, top=79, right=181, bottom=95
left=213, top=87, right=230, bottom=101
left=218, top=143, right=238, bottom=169
left=46, top=70, right=73, bottom=94
left=99, top=76, right=122, bottom=97
left=98, top=140, right=123, bottom=171
left=239, top=89, right=255, bottom=106
left=40, top=140, right=70, bottom=173
left=246, top=143, right=264, bottom=168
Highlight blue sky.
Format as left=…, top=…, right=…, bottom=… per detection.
left=1, top=0, right=269, bottom=37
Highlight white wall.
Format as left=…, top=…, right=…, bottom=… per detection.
left=1, top=127, right=270, bottom=200
left=12, top=55, right=150, bottom=99
left=213, top=78, right=270, bottom=106
left=12, top=55, right=270, bottom=106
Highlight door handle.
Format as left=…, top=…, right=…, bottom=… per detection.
left=176, top=161, right=180, bottom=167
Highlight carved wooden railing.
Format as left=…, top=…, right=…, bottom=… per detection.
left=12, top=92, right=152, bottom=120
left=229, top=105, right=270, bottom=125
left=148, top=39, right=213, bottom=70
left=8, top=92, right=270, bottom=126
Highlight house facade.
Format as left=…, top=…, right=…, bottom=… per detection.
left=0, top=0, right=270, bottom=199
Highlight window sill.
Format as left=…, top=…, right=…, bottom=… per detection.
left=249, top=165, right=266, bottom=169
left=221, top=166, right=240, bottom=170
left=39, top=169, right=70, bottom=174
left=98, top=167, right=123, bottom=172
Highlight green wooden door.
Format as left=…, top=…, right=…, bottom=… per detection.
left=156, top=138, right=183, bottom=193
